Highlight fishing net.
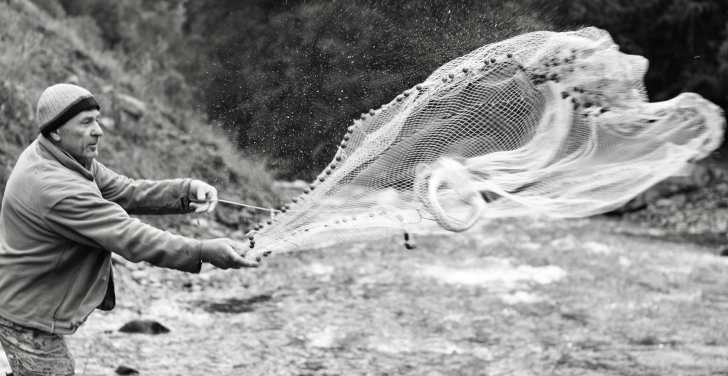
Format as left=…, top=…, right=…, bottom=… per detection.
left=244, top=27, right=725, bottom=259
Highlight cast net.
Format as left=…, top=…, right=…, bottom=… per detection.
left=244, top=27, right=725, bottom=259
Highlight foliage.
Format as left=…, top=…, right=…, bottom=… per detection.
left=0, top=0, right=278, bottom=228
left=40, top=0, right=728, bottom=178
left=55, top=0, right=194, bottom=107
left=182, top=0, right=555, bottom=178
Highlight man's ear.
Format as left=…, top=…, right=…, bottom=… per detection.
left=49, top=131, right=61, bottom=141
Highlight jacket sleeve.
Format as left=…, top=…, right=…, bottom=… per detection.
left=43, top=190, right=202, bottom=273
left=93, top=161, right=195, bottom=215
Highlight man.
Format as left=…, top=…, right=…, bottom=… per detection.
left=0, top=84, right=258, bottom=375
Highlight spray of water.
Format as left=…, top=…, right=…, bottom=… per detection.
left=241, top=27, right=725, bottom=259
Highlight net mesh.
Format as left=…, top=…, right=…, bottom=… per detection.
left=245, top=27, right=725, bottom=259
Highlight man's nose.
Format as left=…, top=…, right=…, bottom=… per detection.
left=92, top=121, right=104, bottom=137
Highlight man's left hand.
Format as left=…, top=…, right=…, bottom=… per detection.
left=189, top=180, right=218, bottom=214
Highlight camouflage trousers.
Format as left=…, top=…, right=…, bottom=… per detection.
left=0, top=316, right=74, bottom=376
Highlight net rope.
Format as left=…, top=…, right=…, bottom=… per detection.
left=242, top=27, right=725, bottom=259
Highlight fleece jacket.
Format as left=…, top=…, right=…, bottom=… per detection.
left=0, top=135, right=202, bottom=335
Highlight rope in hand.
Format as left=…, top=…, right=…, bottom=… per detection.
left=210, top=198, right=357, bottom=218
left=211, top=199, right=279, bottom=220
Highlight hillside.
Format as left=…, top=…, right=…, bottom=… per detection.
left=0, top=0, right=279, bottom=233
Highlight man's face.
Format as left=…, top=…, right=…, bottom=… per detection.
left=53, top=109, right=103, bottom=164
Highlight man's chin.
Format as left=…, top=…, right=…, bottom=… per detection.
left=86, top=150, right=99, bottom=159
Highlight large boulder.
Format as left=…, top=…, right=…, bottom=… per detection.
left=116, top=93, right=147, bottom=117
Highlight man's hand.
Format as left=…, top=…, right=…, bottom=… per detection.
left=189, top=180, right=218, bottom=214
left=200, top=238, right=259, bottom=269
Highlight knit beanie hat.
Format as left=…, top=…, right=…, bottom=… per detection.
left=36, top=84, right=100, bottom=134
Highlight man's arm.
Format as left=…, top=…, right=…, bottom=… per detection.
left=43, top=190, right=257, bottom=271
left=92, top=161, right=196, bottom=215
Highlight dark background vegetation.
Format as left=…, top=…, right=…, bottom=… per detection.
left=29, top=0, right=728, bottom=179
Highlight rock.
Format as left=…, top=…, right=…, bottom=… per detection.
left=306, top=326, right=339, bottom=348
left=618, top=256, right=632, bottom=268
left=550, top=235, right=577, bottom=251
left=131, top=270, right=149, bottom=281
left=655, top=198, right=673, bottom=208
left=116, top=93, right=147, bottom=117
left=671, top=193, right=687, bottom=206
left=191, top=217, right=210, bottom=227
left=115, top=365, right=139, bottom=375
left=207, top=227, right=227, bottom=238
left=119, top=320, right=170, bottom=335
left=583, top=241, right=611, bottom=254
left=99, top=116, right=115, bottom=130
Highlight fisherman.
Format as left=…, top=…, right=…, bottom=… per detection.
left=0, top=83, right=258, bottom=375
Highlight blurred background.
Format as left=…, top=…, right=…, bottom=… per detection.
left=1, top=0, right=727, bottom=233
left=3, top=0, right=727, bottom=179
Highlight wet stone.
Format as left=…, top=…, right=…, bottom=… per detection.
left=115, top=365, right=140, bottom=375
left=198, top=294, right=273, bottom=314
left=119, top=320, right=170, bottom=335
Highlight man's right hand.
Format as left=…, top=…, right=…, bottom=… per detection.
left=200, top=239, right=259, bottom=269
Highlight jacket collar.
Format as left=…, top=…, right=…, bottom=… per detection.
left=37, top=135, right=95, bottom=181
